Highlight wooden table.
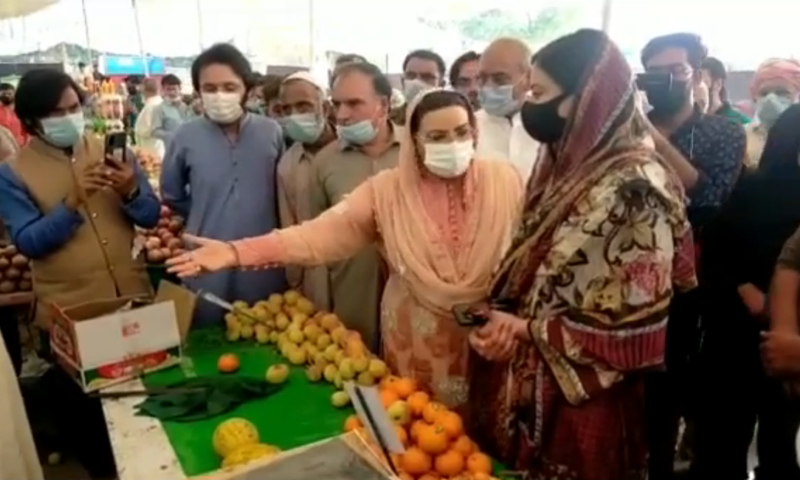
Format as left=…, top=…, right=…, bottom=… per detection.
left=101, top=379, right=184, bottom=480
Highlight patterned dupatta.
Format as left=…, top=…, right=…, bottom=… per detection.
left=491, top=36, right=693, bottom=307
left=471, top=32, right=697, bottom=470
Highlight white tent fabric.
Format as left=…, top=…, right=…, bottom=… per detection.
left=0, top=0, right=59, bottom=20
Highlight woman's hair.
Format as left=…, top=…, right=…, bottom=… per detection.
left=191, top=43, right=253, bottom=92
left=408, top=90, right=476, bottom=137
left=15, top=68, right=86, bottom=136
left=758, top=104, right=800, bottom=176
left=533, top=29, right=606, bottom=96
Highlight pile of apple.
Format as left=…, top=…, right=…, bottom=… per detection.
left=0, top=242, right=32, bottom=294
left=137, top=205, right=186, bottom=264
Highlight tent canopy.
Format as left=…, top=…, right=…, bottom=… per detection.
left=0, top=0, right=59, bottom=20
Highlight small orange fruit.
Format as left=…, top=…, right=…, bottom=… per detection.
left=380, top=374, right=401, bottom=390
left=391, top=377, right=418, bottom=399
left=397, top=472, right=414, bottom=480
left=344, top=415, right=362, bottom=433
left=452, top=435, right=475, bottom=457
left=407, top=391, right=430, bottom=417
left=422, top=402, right=448, bottom=424
left=217, top=353, right=240, bottom=373
left=434, top=449, right=465, bottom=477
left=473, top=473, right=492, bottom=480
left=400, top=447, right=432, bottom=476
left=410, top=419, right=428, bottom=442
left=435, top=411, right=464, bottom=439
left=395, top=424, right=409, bottom=446
left=418, top=473, right=442, bottom=480
left=380, top=389, right=400, bottom=409
left=466, top=452, right=493, bottom=475
left=417, top=424, right=450, bottom=456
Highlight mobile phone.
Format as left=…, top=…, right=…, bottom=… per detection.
left=452, top=303, right=489, bottom=327
left=635, top=72, right=673, bottom=91
left=104, top=132, right=127, bottom=166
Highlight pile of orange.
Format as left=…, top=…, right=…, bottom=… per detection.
left=343, top=375, right=497, bottom=480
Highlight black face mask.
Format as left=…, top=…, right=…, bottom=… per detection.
left=0, top=96, right=12, bottom=106
left=520, top=95, right=567, bottom=144
left=643, top=79, right=689, bottom=119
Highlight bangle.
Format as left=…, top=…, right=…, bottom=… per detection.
left=226, top=242, right=241, bottom=267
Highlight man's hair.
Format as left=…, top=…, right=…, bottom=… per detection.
left=702, top=57, right=727, bottom=81
left=14, top=69, right=86, bottom=136
left=161, top=74, right=181, bottom=87
left=261, top=74, right=285, bottom=102
left=0, top=83, right=14, bottom=92
left=331, top=62, right=392, bottom=100
left=641, top=33, right=707, bottom=69
left=142, top=78, right=159, bottom=95
left=702, top=57, right=729, bottom=101
left=335, top=53, right=367, bottom=68
left=191, top=43, right=253, bottom=92
left=402, top=49, right=446, bottom=81
left=448, top=51, right=480, bottom=87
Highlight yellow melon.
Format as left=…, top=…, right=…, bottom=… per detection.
left=212, top=418, right=260, bottom=457
left=221, top=443, right=281, bottom=469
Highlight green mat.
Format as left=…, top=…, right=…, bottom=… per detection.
left=142, top=328, right=351, bottom=476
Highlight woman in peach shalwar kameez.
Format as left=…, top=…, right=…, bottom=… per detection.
left=168, top=89, right=523, bottom=408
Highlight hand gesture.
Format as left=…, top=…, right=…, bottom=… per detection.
left=65, top=163, right=111, bottom=208
left=166, top=235, right=239, bottom=277
left=468, top=310, right=526, bottom=361
left=761, top=331, right=800, bottom=377
left=104, top=154, right=137, bottom=197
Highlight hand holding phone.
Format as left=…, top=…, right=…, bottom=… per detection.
left=104, top=132, right=127, bottom=167
left=452, top=302, right=490, bottom=327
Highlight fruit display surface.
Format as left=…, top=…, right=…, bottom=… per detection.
left=141, top=328, right=351, bottom=476
left=142, top=290, right=510, bottom=479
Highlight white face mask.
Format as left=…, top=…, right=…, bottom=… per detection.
left=202, top=92, right=243, bottom=124
left=423, top=140, right=474, bottom=178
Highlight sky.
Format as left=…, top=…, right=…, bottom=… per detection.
left=0, top=0, right=797, bottom=69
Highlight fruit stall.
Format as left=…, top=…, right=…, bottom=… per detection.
left=0, top=241, right=33, bottom=307
left=100, top=290, right=507, bottom=480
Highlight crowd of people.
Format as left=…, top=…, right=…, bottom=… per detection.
left=1, top=25, right=800, bottom=480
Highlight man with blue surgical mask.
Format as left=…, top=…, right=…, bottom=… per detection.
left=390, top=49, right=445, bottom=125
left=475, top=37, right=540, bottom=182
left=276, top=72, right=337, bottom=309
left=306, top=61, right=399, bottom=350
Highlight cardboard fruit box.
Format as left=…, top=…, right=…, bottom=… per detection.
left=49, top=280, right=196, bottom=392
left=194, top=432, right=398, bottom=480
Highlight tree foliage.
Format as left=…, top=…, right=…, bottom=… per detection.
left=457, top=7, right=578, bottom=47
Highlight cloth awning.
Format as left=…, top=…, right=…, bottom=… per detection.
left=0, top=0, right=59, bottom=20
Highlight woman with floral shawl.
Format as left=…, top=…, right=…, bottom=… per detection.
left=167, top=89, right=523, bottom=409
left=468, top=29, right=697, bottom=480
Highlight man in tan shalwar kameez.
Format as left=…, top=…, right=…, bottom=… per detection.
left=309, top=62, right=399, bottom=350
